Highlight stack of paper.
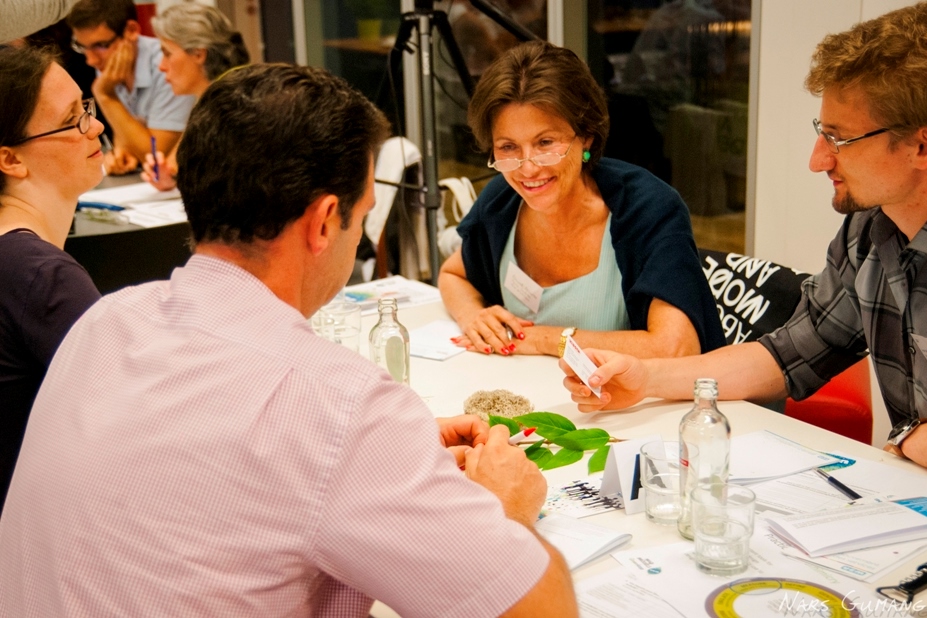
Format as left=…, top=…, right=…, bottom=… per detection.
left=535, top=514, right=631, bottom=570
left=343, top=275, right=442, bottom=315
left=766, top=497, right=927, bottom=556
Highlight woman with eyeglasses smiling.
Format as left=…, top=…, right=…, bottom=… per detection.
left=438, top=41, right=724, bottom=359
left=0, top=46, right=103, bottom=511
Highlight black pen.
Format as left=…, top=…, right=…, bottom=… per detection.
left=630, top=454, right=642, bottom=500
left=815, top=467, right=863, bottom=501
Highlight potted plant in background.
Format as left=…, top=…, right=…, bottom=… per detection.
left=346, top=0, right=399, bottom=43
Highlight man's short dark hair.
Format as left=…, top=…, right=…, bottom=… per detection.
left=176, top=63, right=390, bottom=244
left=66, top=0, right=137, bottom=34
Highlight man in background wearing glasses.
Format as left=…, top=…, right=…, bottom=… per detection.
left=562, top=3, right=927, bottom=468
left=67, top=0, right=193, bottom=175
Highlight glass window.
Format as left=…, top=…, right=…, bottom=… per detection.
left=433, top=1, right=548, bottom=187
left=589, top=0, right=750, bottom=253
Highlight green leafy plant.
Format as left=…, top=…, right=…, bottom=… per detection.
left=489, top=411, right=620, bottom=474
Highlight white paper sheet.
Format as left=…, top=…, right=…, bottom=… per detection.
left=535, top=514, right=631, bottom=570
left=730, top=431, right=839, bottom=484
left=80, top=182, right=180, bottom=206
left=604, top=527, right=889, bottom=617
left=343, top=275, right=442, bottom=315
left=408, top=320, right=465, bottom=360
left=121, top=199, right=187, bottom=228
left=599, top=434, right=661, bottom=516
left=766, top=497, right=927, bottom=556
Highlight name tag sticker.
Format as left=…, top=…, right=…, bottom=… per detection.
left=503, top=260, right=543, bottom=314
left=562, top=336, right=602, bottom=398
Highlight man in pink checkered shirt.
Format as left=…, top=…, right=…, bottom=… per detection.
left=0, top=64, right=577, bottom=617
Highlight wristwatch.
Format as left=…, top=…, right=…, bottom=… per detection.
left=885, top=418, right=922, bottom=458
left=558, top=326, right=577, bottom=358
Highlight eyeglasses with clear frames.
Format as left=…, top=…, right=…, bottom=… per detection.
left=488, top=137, right=577, bottom=172
left=10, top=99, right=97, bottom=146
left=812, top=118, right=889, bottom=154
left=71, top=33, right=120, bottom=55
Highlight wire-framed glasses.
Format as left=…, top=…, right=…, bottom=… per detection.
left=10, top=99, right=97, bottom=146
left=812, top=118, right=889, bottom=154
left=70, top=33, right=120, bottom=55
left=488, top=137, right=576, bottom=172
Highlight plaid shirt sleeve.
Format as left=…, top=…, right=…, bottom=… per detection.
left=758, top=215, right=870, bottom=401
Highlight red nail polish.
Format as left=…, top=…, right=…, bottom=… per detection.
left=517, top=332, right=525, bottom=340
left=485, top=347, right=492, bottom=354
left=508, top=344, right=516, bottom=352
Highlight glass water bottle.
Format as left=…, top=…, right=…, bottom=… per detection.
left=678, top=378, right=731, bottom=539
left=368, top=298, right=410, bottom=385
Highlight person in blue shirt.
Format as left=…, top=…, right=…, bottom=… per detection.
left=67, top=0, right=194, bottom=175
left=438, top=41, right=724, bottom=359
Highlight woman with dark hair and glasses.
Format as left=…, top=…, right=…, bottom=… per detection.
left=438, top=41, right=724, bottom=359
left=0, top=45, right=103, bottom=511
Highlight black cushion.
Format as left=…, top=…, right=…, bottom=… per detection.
left=699, top=248, right=811, bottom=345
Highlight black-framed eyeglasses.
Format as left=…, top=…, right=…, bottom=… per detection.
left=488, top=137, right=577, bottom=172
left=71, top=33, right=120, bottom=55
left=813, top=118, right=890, bottom=154
left=10, top=99, right=97, bottom=146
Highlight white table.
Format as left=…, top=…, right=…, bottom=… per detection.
left=368, top=301, right=927, bottom=616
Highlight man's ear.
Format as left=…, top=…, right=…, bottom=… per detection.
left=913, top=127, right=927, bottom=170
left=122, top=20, right=141, bottom=42
left=305, top=194, right=340, bottom=256
left=0, top=147, right=27, bottom=180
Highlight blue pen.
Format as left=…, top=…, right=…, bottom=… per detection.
left=150, top=135, right=159, bottom=182
left=77, top=201, right=125, bottom=212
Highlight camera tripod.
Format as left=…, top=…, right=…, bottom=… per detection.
left=389, top=0, right=537, bottom=284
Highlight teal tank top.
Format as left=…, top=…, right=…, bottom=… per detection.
left=499, top=213, right=630, bottom=331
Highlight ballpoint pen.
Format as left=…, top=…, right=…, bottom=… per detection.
left=150, top=135, right=160, bottom=182
left=509, top=427, right=537, bottom=445
left=100, top=133, right=114, bottom=154
left=630, top=453, right=642, bottom=500
left=77, top=201, right=125, bottom=212
left=815, top=467, right=863, bottom=501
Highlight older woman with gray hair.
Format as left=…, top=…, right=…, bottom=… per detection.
left=142, top=2, right=248, bottom=190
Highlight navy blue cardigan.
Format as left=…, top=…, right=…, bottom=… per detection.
left=457, top=158, right=725, bottom=353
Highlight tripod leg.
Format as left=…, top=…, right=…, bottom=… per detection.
left=407, top=13, right=442, bottom=285
left=432, top=12, right=475, bottom=98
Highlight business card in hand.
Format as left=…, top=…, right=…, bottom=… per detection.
left=562, top=335, right=601, bottom=398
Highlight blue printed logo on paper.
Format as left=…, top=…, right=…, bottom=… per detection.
left=647, top=567, right=662, bottom=575
left=897, top=496, right=927, bottom=517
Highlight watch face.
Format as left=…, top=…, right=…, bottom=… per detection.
left=561, top=327, right=576, bottom=337
left=891, top=419, right=921, bottom=444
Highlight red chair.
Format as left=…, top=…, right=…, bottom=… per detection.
left=785, top=358, right=872, bottom=444
left=699, top=249, right=874, bottom=444
left=135, top=3, right=157, bottom=37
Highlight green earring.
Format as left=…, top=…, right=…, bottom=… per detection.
left=582, top=150, right=591, bottom=162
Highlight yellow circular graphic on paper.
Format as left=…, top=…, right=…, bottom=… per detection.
left=706, top=578, right=860, bottom=618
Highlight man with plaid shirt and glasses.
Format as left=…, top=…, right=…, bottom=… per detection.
left=562, top=3, right=927, bottom=467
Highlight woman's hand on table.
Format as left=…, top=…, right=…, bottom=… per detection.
left=141, top=150, right=177, bottom=191
left=451, top=304, right=533, bottom=355
left=463, top=424, right=547, bottom=527
left=560, top=348, right=648, bottom=412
